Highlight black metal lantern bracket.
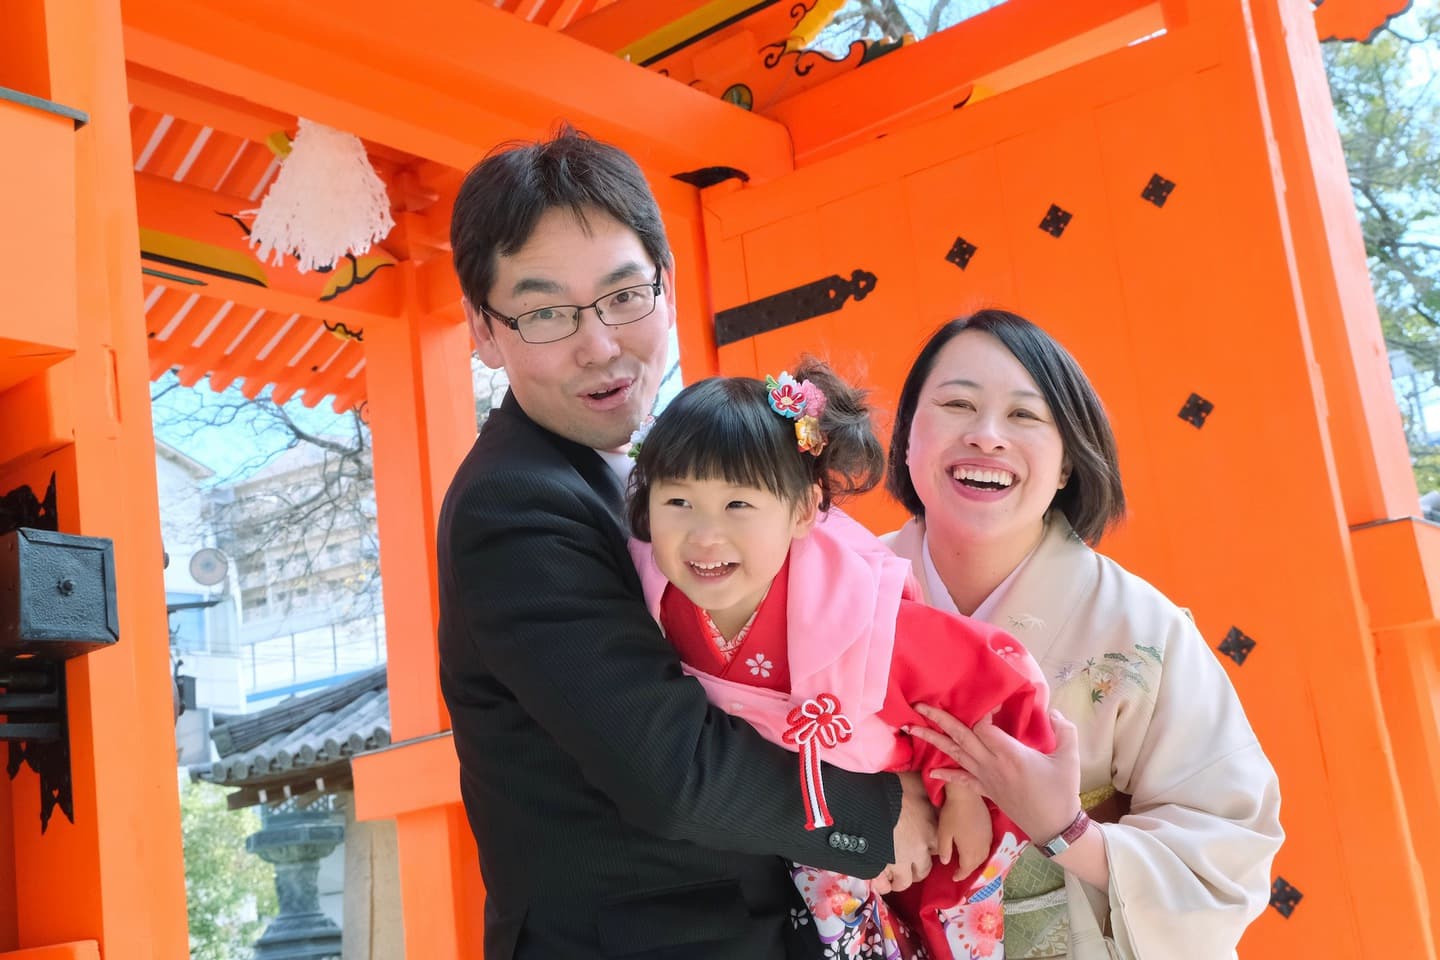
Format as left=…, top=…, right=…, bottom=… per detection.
left=1, top=527, right=120, bottom=831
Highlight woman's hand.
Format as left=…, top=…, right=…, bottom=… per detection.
left=909, top=704, right=1081, bottom=844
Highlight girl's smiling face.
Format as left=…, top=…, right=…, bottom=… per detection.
left=647, top=476, right=818, bottom=638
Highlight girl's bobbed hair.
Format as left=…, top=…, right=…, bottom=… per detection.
left=628, top=359, right=884, bottom=541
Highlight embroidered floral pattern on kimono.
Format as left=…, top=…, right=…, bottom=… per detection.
left=1052, top=643, right=1161, bottom=706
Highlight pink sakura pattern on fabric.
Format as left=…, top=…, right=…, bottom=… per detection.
left=936, top=831, right=1027, bottom=959
left=789, top=864, right=927, bottom=959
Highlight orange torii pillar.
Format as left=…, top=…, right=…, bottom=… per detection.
left=352, top=264, right=482, bottom=959
left=0, top=1, right=187, bottom=958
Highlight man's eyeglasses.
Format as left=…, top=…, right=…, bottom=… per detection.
left=481, top=268, right=663, bottom=345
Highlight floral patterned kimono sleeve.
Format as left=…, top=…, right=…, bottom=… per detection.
left=1097, top=609, right=1283, bottom=958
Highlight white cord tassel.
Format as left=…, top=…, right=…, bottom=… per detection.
left=246, top=118, right=395, bottom=274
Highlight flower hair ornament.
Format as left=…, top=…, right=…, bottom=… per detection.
left=765, top=372, right=828, bottom=455
left=626, top=415, right=656, bottom=460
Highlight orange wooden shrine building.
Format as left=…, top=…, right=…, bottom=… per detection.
left=1, top=0, right=1437, bottom=957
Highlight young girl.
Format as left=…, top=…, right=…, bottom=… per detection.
left=626, top=361, right=1056, bottom=960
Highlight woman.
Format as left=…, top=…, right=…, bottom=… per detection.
left=885, top=310, right=1282, bottom=959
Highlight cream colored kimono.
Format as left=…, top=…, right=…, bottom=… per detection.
left=886, top=514, right=1282, bottom=960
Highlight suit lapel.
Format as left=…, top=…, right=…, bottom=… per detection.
left=492, top=390, right=629, bottom=526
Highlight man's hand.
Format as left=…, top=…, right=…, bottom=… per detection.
left=872, top=771, right=937, bottom=894
left=937, top=781, right=992, bottom=881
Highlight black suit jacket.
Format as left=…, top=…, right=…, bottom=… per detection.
left=437, top=393, right=902, bottom=958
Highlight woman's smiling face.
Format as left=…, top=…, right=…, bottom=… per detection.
left=905, top=330, right=1069, bottom=555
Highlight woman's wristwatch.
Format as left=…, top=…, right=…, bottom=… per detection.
left=1036, top=809, right=1091, bottom=858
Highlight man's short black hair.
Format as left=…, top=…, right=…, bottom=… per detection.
left=451, top=124, right=673, bottom=318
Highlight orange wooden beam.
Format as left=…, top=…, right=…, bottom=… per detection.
left=0, top=943, right=100, bottom=960
left=562, top=0, right=719, bottom=52
left=121, top=0, right=793, bottom=182
left=352, top=735, right=462, bottom=821
left=126, top=61, right=296, bottom=145
left=416, top=254, right=463, bottom=322
left=767, top=0, right=1164, bottom=165
left=133, top=172, right=404, bottom=324
left=142, top=265, right=390, bottom=352
left=126, top=64, right=419, bottom=174
left=1314, top=0, right=1412, bottom=41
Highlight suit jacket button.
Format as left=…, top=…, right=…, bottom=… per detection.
left=829, top=832, right=843, bottom=849
left=856, top=837, right=868, bottom=853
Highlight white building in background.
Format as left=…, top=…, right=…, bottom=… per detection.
left=155, top=434, right=387, bottom=720
left=155, top=442, right=244, bottom=764
left=210, top=442, right=387, bottom=711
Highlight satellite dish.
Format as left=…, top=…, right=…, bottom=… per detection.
left=189, top=548, right=230, bottom=586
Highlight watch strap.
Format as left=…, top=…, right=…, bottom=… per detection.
left=1037, top=809, right=1091, bottom=858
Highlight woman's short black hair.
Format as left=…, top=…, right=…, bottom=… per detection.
left=450, top=124, right=672, bottom=315
left=629, top=360, right=884, bottom=541
left=885, top=309, right=1126, bottom=544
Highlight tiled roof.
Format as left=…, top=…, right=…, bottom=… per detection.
left=193, top=665, right=389, bottom=792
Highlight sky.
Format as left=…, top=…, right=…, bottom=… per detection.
left=151, top=370, right=360, bottom=483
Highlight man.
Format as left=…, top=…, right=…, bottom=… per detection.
left=438, top=126, right=937, bottom=958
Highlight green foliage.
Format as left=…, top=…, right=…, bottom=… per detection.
left=1324, top=6, right=1440, bottom=487
left=181, top=780, right=277, bottom=960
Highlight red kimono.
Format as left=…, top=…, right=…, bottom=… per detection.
left=632, top=509, right=1055, bottom=959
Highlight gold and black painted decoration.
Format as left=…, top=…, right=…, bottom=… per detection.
left=139, top=227, right=268, bottom=287
left=322, top=319, right=364, bottom=343
left=319, top=252, right=395, bottom=302
left=631, top=0, right=870, bottom=112
left=138, top=217, right=397, bottom=306
left=722, top=84, right=755, bottom=110
left=714, top=269, right=877, bottom=346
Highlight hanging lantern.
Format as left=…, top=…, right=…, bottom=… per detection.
left=246, top=118, right=395, bottom=274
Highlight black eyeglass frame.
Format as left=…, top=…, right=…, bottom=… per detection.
left=479, top=267, right=664, bottom=344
